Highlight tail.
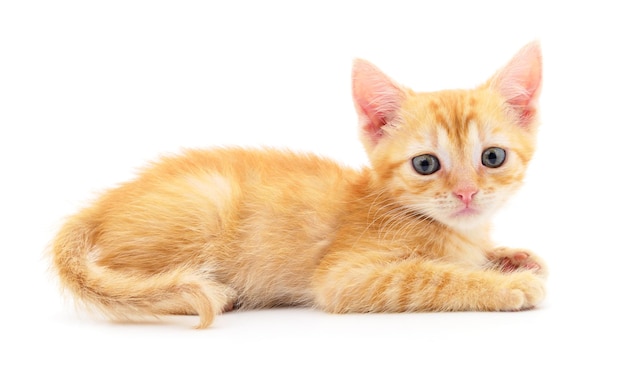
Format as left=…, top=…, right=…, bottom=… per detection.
left=49, top=213, right=233, bottom=329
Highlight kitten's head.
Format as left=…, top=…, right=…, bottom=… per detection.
left=352, top=42, right=542, bottom=231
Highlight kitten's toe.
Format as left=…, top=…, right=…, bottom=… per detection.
left=489, top=247, right=548, bottom=278
left=500, top=273, right=546, bottom=310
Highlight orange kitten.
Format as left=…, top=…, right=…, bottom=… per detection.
left=50, top=42, right=547, bottom=328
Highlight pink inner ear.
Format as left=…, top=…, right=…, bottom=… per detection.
left=490, top=41, right=543, bottom=127
left=352, top=59, right=403, bottom=144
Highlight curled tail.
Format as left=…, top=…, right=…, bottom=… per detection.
left=50, top=213, right=233, bottom=328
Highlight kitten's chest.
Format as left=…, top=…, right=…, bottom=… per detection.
left=427, top=225, right=493, bottom=267
left=440, top=232, right=491, bottom=267
left=366, top=218, right=491, bottom=268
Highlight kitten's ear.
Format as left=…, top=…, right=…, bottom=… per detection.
left=352, top=59, right=405, bottom=149
left=487, top=41, right=542, bottom=128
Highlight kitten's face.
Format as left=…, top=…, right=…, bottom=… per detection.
left=352, top=42, right=542, bottom=231
left=372, top=88, right=536, bottom=230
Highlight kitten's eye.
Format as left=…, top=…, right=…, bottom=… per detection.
left=482, top=147, right=506, bottom=168
left=411, top=154, right=440, bottom=175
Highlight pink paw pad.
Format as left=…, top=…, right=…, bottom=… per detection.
left=498, top=252, right=541, bottom=273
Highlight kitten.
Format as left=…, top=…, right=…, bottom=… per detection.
left=50, top=42, right=547, bottom=328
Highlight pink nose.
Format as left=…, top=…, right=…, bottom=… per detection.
left=454, top=188, right=477, bottom=205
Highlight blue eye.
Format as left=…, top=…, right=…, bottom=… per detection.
left=411, top=154, right=440, bottom=175
left=482, top=147, right=506, bottom=168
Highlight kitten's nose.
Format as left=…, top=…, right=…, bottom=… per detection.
left=454, top=187, right=478, bottom=205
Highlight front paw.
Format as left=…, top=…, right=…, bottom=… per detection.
left=488, top=247, right=548, bottom=278
left=500, top=272, right=546, bottom=310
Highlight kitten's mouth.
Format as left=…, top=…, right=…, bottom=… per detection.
left=452, top=207, right=479, bottom=217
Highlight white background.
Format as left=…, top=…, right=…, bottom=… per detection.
left=1, top=1, right=624, bottom=366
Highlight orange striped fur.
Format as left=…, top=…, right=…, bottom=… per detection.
left=50, top=42, right=547, bottom=328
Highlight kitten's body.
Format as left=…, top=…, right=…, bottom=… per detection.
left=51, top=43, right=547, bottom=328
